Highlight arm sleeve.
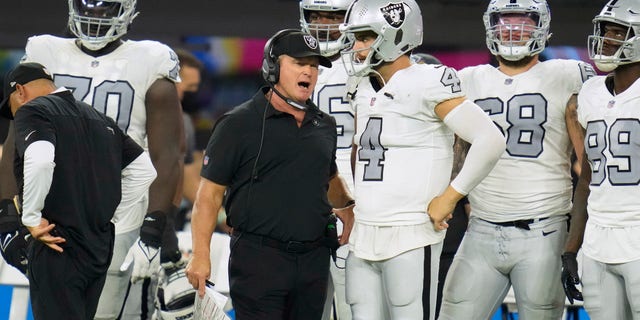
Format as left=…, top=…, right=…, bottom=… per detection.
left=444, top=99, right=506, bottom=195
left=112, top=152, right=157, bottom=224
left=21, top=141, right=55, bottom=227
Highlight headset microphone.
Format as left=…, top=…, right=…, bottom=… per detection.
left=267, top=82, right=308, bottom=110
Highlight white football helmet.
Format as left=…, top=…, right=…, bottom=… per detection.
left=340, top=0, right=423, bottom=76
left=155, top=267, right=196, bottom=320
left=588, top=0, right=640, bottom=72
left=299, top=0, right=351, bottom=57
left=483, top=0, right=551, bottom=61
left=67, top=0, right=139, bottom=51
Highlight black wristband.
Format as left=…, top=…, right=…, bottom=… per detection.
left=140, top=211, right=167, bottom=248
left=344, top=200, right=355, bottom=207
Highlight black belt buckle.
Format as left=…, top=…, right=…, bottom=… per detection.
left=285, top=241, right=306, bottom=253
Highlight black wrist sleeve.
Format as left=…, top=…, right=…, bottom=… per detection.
left=140, top=210, right=167, bottom=248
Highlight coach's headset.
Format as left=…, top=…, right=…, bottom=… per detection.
left=261, top=28, right=310, bottom=110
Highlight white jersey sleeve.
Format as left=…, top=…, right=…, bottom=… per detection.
left=577, top=75, right=640, bottom=263
left=460, top=59, right=594, bottom=221
left=22, top=34, right=180, bottom=234
left=352, top=63, right=464, bottom=230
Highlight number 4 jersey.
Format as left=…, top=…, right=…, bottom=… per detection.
left=460, top=59, right=594, bottom=222
left=351, top=63, right=464, bottom=227
left=22, top=34, right=180, bottom=150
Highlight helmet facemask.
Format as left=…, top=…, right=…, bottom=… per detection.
left=589, top=20, right=640, bottom=72
left=483, top=0, right=551, bottom=61
left=301, top=11, right=348, bottom=57
left=68, top=0, right=138, bottom=51
left=340, top=29, right=385, bottom=77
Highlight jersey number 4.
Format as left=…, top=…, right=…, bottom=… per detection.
left=475, top=93, right=548, bottom=158
left=358, top=117, right=387, bottom=181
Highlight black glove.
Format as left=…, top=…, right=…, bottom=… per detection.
left=561, top=252, right=583, bottom=304
left=160, top=205, right=181, bottom=264
left=0, top=199, right=31, bottom=274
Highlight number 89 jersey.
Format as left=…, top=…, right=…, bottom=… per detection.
left=578, top=76, right=640, bottom=228
left=460, top=59, right=593, bottom=221
left=22, top=35, right=180, bottom=149
left=351, top=63, right=464, bottom=226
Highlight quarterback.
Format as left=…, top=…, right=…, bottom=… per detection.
left=340, top=0, right=505, bottom=319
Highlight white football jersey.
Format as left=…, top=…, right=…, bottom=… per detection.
left=22, top=35, right=180, bottom=149
left=577, top=75, right=640, bottom=263
left=22, top=34, right=180, bottom=234
left=312, top=59, right=354, bottom=192
left=461, top=60, right=593, bottom=222
left=352, top=63, right=464, bottom=228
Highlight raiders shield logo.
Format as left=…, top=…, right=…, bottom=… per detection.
left=304, top=35, right=318, bottom=49
left=380, top=2, right=406, bottom=28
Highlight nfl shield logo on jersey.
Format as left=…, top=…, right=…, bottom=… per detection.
left=380, top=2, right=406, bottom=28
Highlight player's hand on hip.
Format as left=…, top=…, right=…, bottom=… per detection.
left=120, top=237, right=161, bottom=282
left=427, top=195, right=455, bottom=231
left=26, top=218, right=66, bottom=253
left=561, top=252, right=583, bottom=304
left=333, top=203, right=355, bottom=245
left=185, top=255, right=212, bottom=298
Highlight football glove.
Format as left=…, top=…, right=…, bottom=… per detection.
left=0, top=198, right=31, bottom=274
left=120, top=211, right=166, bottom=283
left=561, top=252, right=583, bottom=304
left=160, top=205, right=181, bottom=264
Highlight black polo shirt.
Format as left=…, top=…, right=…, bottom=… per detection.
left=13, top=90, right=143, bottom=273
left=201, top=87, right=337, bottom=242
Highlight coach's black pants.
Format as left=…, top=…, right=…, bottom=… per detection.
left=28, top=241, right=108, bottom=320
left=229, top=233, right=330, bottom=320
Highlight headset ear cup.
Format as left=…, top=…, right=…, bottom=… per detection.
left=261, top=58, right=271, bottom=83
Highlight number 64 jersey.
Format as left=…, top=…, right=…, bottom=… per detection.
left=578, top=75, right=640, bottom=264
left=351, top=63, right=463, bottom=234
left=460, top=59, right=593, bottom=222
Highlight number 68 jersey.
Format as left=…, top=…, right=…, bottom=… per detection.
left=21, top=34, right=180, bottom=150
left=460, top=59, right=593, bottom=222
left=351, top=63, right=464, bottom=226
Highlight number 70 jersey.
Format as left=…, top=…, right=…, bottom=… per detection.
left=21, top=35, right=180, bottom=149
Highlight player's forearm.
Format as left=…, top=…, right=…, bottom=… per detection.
left=327, top=174, right=353, bottom=208
left=565, top=155, right=591, bottom=253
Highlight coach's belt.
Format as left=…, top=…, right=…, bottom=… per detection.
left=233, top=230, right=323, bottom=254
left=483, top=217, right=549, bottom=230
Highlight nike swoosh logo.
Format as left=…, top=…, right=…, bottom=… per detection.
left=25, top=130, right=37, bottom=141
left=0, top=231, right=18, bottom=251
left=542, top=230, right=557, bottom=237
left=144, top=217, right=156, bottom=222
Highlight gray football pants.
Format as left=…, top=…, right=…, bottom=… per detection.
left=439, top=216, right=567, bottom=320
left=582, top=255, right=640, bottom=320
left=346, top=243, right=443, bottom=320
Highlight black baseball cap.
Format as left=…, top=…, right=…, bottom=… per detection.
left=272, top=32, right=332, bottom=68
left=0, top=62, right=54, bottom=119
